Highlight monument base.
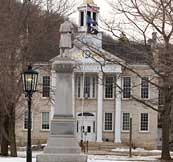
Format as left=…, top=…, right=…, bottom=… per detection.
left=37, top=154, right=87, bottom=162
left=37, top=117, right=87, bottom=162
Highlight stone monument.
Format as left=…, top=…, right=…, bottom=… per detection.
left=37, top=20, right=87, bottom=162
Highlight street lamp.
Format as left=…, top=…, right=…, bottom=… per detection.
left=22, top=65, right=38, bottom=162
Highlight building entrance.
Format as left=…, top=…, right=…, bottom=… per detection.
left=76, top=112, right=96, bottom=141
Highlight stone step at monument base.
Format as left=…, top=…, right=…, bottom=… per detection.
left=46, top=135, right=80, bottom=147
left=37, top=153, right=87, bottom=162
left=44, top=147, right=81, bottom=154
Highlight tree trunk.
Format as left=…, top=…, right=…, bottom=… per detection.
left=1, top=135, right=8, bottom=156
left=161, top=111, right=171, bottom=160
left=9, top=105, right=17, bottom=157
left=161, top=87, right=172, bottom=160
left=1, top=117, right=9, bottom=156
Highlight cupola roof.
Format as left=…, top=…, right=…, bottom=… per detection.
left=83, top=0, right=95, bottom=4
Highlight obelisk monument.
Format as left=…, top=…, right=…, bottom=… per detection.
left=37, top=20, right=87, bottom=162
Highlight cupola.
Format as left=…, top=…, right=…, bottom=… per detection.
left=78, top=0, right=99, bottom=33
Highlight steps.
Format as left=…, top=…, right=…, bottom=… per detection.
left=81, top=142, right=128, bottom=151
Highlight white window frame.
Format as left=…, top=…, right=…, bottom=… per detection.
left=139, top=113, right=149, bottom=132
left=41, top=112, right=50, bottom=131
left=23, top=111, right=33, bottom=131
left=104, top=76, right=114, bottom=99
left=122, top=76, right=132, bottom=99
left=42, top=76, right=50, bottom=98
left=75, top=75, right=96, bottom=99
left=140, top=77, right=150, bottom=99
left=103, top=112, right=113, bottom=132
left=121, top=112, right=130, bottom=132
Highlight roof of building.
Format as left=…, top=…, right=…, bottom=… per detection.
left=102, top=38, right=152, bottom=64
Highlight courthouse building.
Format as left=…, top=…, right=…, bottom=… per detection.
left=15, top=0, right=158, bottom=149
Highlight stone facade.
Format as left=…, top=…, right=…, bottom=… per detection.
left=15, top=64, right=158, bottom=149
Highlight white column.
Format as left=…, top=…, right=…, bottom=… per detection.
left=114, top=74, right=122, bottom=143
left=72, top=72, right=75, bottom=117
left=51, top=70, right=56, bottom=119
left=84, top=10, right=87, bottom=28
left=97, top=72, right=103, bottom=142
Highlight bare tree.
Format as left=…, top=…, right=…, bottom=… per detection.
left=0, top=0, right=75, bottom=157
left=88, top=0, right=173, bottom=160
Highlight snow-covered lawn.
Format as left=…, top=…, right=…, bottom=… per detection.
left=0, top=154, right=160, bottom=162
left=0, top=148, right=170, bottom=162
left=0, top=157, right=36, bottom=162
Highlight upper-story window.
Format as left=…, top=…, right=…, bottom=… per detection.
left=141, top=77, right=149, bottom=99
left=43, top=76, right=50, bottom=97
left=75, top=75, right=96, bottom=99
left=123, top=77, right=131, bottom=98
left=104, top=76, right=114, bottom=99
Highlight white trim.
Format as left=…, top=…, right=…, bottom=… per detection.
left=75, top=74, right=97, bottom=99
left=104, top=75, right=115, bottom=99
left=96, top=72, right=103, bottom=142
left=114, top=74, right=122, bottom=143
left=122, top=76, right=132, bottom=100
left=140, top=76, right=150, bottom=100
left=121, top=112, right=131, bottom=132
left=42, top=76, right=50, bottom=98
left=139, top=112, right=150, bottom=133
left=103, top=112, right=114, bottom=132
left=41, top=112, right=50, bottom=131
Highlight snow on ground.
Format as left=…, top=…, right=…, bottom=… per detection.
left=0, top=157, right=36, bottom=162
left=0, top=153, right=159, bottom=162
left=0, top=148, right=169, bottom=162
left=87, top=155, right=159, bottom=162
left=112, top=147, right=161, bottom=153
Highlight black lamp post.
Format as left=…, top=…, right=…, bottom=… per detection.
left=22, top=65, right=38, bottom=162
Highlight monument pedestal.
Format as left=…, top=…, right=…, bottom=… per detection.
left=37, top=59, right=87, bottom=162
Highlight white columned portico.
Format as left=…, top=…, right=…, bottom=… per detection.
left=114, top=74, right=122, bottom=143
left=50, top=70, right=56, bottom=119
left=97, top=72, right=103, bottom=142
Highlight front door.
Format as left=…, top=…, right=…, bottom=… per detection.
left=76, top=112, right=96, bottom=141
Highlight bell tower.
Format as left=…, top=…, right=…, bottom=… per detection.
left=78, top=0, right=99, bottom=33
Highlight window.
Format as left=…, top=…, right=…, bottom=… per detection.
left=141, top=77, right=149, bottom=99
left=87, top=126, right=91, bottom=133
left=84, top=76, right=91, bottom=98
left=77, top=120, right=79, bottom=133
left=43, top=76, right=50, bottom=97
left=140, top=113, right=149, bottom=131
left=41, top=112, right=50, bottom=130
left=24, top=111, right=32, bottom=129
left=104, top=113, right=113, bottom=131
left=159, top=89, right=164, bottom=105
left=80, top=11, right=84, bottom=26
left=105, top=76, right=114, bottom=98
left=122, top=113, right=130, bottom=131
left=93, top=121, right=95, bottom=133
left=93, top=12, right=97, bottom=25
left=123, top=77, right=131, bottom=98
left=75, top=75, right=96, bottom=99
